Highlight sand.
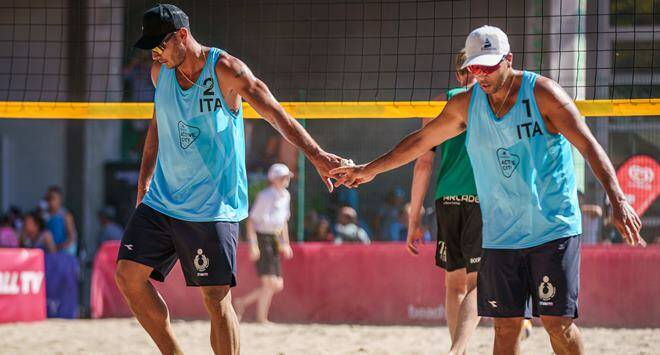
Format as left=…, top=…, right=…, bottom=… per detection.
left=0, top=319, right=658, bottom=355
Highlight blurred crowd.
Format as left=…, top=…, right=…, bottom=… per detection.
left=0, top=186, right=125, bottom=254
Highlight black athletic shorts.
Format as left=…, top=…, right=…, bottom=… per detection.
left=477, top=235, right=581, bottom=319
left=435, top=196, right=483, bottom=273
left=255, top=233, right=281, bottom=277
left=117, top=204, right=239, bottom=287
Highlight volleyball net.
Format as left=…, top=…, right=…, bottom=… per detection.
left=0, top=0, right=658, bottom=243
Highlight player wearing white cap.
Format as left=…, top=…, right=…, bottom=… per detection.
left=331, top=25, right=643, bottom=355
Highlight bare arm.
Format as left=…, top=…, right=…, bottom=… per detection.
left=44, top=232, right=57, bottom=253
left=331, top=93, right=470, bottom=187
left=279, top=222, right=293, bottom=259
left=136, top=113, right=158, bottom=206
left=217, top=54, right=344, bottom=191
left=246, top=218, right=260, bottom=261
left=58, top=212, right=77, bottom=250
left=136, top=62, right=162, bottom=206
left=406, top=118, right=435, bottom=255
left=535, top=77, right=643, bottom=246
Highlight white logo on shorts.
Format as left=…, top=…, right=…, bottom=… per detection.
left=123, top=244, right=133, bottom=251
left=438, top=241, right=447, bottom=262
left=194, top=249, right=210, bottom=276
left=488, top=300, right=498, bottom=308
left=538, top=276, right=556, bottom=304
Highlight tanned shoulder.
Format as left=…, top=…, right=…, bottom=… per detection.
left=150, top=61, right=162, bottom=87
left=215, top=52, right=253, bottom=82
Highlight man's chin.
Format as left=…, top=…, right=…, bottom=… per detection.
left=479, top=84, right=495, bottom=94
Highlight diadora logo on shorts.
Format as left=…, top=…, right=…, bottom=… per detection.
left=488, top=300, right=498, bottom=308
left=538, top=275, right=556, bottom=306
left=178, top=121, right=200, bottom=149
left=123, top=244, right=134, bottom=251
left=194, top=249, right=210, bottom=276
left=496, top=148, right=520, bottom=178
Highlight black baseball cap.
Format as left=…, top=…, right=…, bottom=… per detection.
left=134, top=4, right=189, bottom=50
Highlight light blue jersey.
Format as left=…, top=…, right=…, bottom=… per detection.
left=465, top=71, right=581, bottom=249
left=142, top=47, right=248, bottom=222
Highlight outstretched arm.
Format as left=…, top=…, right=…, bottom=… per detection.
left=535, top=77, right=644, bottom=246
left=217, top=54, right=344, bottom=192
left=330, top=93, right=470, bottom=187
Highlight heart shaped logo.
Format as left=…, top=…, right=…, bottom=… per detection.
left=616, top=155, right=660, bottom=217
left=496, top=148, right=520, bottom=178
left=178, top=121, right=200, bottom=149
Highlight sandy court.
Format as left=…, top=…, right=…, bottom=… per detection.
left=0, top=319, right=658, bottom=355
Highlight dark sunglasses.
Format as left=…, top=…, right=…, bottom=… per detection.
left=152, top=32, right=176, bottom=55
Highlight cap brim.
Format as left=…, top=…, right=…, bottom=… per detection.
left=461, top=54, right=503, bottom=69
left=133, top=33, right=167, bottom=50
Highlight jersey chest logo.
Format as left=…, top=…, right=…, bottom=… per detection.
left=496, top=148, right=520, bottom=178
left=178, top=121, right=200, bottom=149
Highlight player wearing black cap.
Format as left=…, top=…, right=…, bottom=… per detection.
left=115, top=4, right=347, bottom=355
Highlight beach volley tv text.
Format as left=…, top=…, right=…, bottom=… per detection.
left=0, top=271, right=44, bottom=295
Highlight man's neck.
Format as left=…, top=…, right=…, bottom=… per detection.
left=489, top=69, right=518, bottom=103
left=178, top=42, right=206, bottom=77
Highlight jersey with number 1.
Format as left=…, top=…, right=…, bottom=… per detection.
left=465, top=71, right=581, bottom=249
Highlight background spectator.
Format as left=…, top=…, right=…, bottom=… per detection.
left=98, top=206, right=124, bottom=246
left=311, top=216, right=334, bottom=242
left=20, top=211, right=56, bottom=253
left=235, top=163, right=294, bottom=324
left=8, top=206, right=23, bottom=232
left=45, top=186, right=78, bottom=255
left=373, top=187, right=406, bottom=240
left=579, top=192, right=604, bottom=244
left=0, top=214, right=19, bottom=248
left=334, top=207, right=370, bottom=244
left=390, top=204, right=431, bottom=242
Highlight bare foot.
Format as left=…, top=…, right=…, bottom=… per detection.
left=233, top=298, right=245, bottom=322
left=255, top=319, right=273, bottom=325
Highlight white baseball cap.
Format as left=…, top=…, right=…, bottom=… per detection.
left=268, top=163, right=294, bottom=181
left=461, top=25, right=510, bottom=69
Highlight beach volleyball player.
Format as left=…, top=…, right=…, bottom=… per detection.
left=115, top=4, right=347, bottom=355
left=331, top=26, right=644, bottom=355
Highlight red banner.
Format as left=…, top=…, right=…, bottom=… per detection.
left=0, top=249, right=46, bottom=323
left=91, top=242, right=660, bottom=327
left=617, top=155, right=660, bottom=217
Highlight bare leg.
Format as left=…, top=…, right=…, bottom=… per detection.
left=448, top=271, right=480, bottom=355
left=234, top=276, right=275, bottom=321
left=493, top=317, right=524, bottom=355
left=255, top=275, right=283, bottom=323
left=115, top=260, right=183, bottom=355
left=445, top=269, right=468, bottom=343
left=540, top=316, right=585, bottom=355
left=234, top=277, right=267, bottom=320
left=200, top=286, right=240, bottom=355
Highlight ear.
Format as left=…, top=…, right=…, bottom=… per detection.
left=505, top=53, right=513, bottom=67
left=178, top=28, right=189, bottom=42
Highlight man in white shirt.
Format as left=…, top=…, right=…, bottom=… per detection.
left=234, top=163, right=294, bottom=323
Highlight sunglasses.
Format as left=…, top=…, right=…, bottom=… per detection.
left=466, top=57, right=506, bottom=76
left=152, top=32, right=176, bottom=55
